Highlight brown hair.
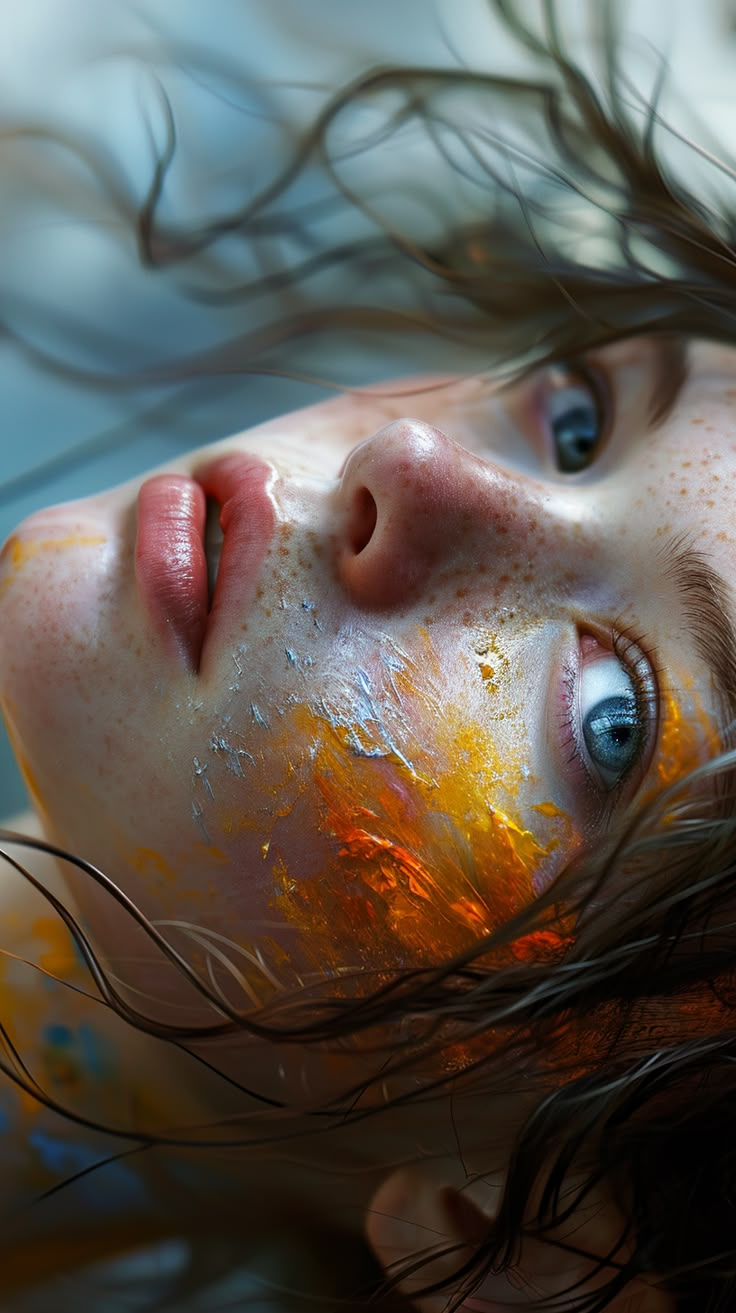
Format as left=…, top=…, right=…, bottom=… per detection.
left=3, top=2, right=736, bottom=1308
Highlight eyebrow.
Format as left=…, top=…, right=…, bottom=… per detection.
left=662, top=538, right=736, bottom=748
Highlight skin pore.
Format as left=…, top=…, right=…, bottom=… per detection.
left=0, top=334, right=732, bottom=1306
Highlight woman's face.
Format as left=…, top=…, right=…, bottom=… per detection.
left=0, top=337, right=732, bottom=1009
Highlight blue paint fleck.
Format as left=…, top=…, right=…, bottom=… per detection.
left=77, top=1023, right=113, bottom=1080
left=44, top=1023, right=72, bottom=1047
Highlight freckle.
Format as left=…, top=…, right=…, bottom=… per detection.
left=717, top=530, right=729, bottom=541
left=691, top=417, right=704, bottom=425
left=707, top=499, right=715, bottom=507
left=681, top=461, right=692, bottom=468
left=680, top=488, right=687, bottom=496
left=456, top=588, right=467, bottom=598
left=463, top=610, right=473, bottom=626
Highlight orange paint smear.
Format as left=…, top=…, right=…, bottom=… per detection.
left=265, top=688, right=574, bottom=984
left=131, top=848, right=178, bottom=884
left=540, top=975, right=736, bottom=1089
left=648, top=687, right=719, bottom=800
left=2, top=533, right=107, bottom=569
left=532, top=801, right=566, bottom=820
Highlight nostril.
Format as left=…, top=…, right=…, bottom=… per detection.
left=349, top=486, right=378, bottom=555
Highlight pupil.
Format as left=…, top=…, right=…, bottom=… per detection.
left=610, top=724, right=632, bottom=744
left=554, top=407, right=597, bottom=471
left=583, top=695, right=640, bottom=776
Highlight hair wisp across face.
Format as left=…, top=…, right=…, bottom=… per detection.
left=0, top=342, right=727, bottom=1037
left=3, top=4, right=736, bottom=1305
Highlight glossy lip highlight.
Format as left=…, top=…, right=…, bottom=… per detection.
left=135, top=453, right=275, bottom=673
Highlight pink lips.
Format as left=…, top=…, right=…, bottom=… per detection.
left=135, top=453, right=274, bottom=671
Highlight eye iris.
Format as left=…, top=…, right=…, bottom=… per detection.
left=583, top=694, right=640, bottom=778
left=548, top=377, right=601, bottom=473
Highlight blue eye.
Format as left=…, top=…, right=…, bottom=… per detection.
left=546, top=366, right=605, bottom=473
left=578, top=656, right=642, bottom=787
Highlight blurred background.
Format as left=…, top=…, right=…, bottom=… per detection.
left=1, top=0, right=735, bottom=817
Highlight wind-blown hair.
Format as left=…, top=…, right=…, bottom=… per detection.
left=2, top=2, right=736, bottom=1309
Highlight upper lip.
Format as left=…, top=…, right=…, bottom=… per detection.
left=135, top=453, right=275, bottom=674
left=191, top=452, right=276, bottom=675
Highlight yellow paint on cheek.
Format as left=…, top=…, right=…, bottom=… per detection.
left=532, top=801, right=567, bottom=819
left=131, top=848, right=178, bottom=884
left=3, top=533, right=107, bottom=569
left=0, top=532, right=107, bottom=594
left=264, top=675, right=574, bottom=981
left=190, top=843, right=230, bottom=865
left=652, top=689, right=718, bottom=793
left=474, top=633, right=510, bottom=697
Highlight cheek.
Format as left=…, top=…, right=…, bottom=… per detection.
left=200, top=637, right=576, bottom=988
left=0, top=529, right=123, bottom=817
left=63, top=640, right=574, bottom=1019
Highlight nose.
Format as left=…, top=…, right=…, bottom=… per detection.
left=335, top=419, right=535, bottom=610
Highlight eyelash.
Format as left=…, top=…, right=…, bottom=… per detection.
left=558, top=627, right=660, bottom=811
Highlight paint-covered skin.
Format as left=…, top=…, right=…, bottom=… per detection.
left=0, top=337, right=728, bottom=1036
left=0, top=850, right=177, bottom=1282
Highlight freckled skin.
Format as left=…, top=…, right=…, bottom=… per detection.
left=0, top=344, right=729, bottom=1028
left=0, top=340, right=734, bottom=1277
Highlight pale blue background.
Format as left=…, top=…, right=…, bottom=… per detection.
left=0, top=0, right=468, bottom=815
left=1, top=0, right=733, bottom=818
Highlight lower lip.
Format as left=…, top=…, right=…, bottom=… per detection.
left=135, top=453, right=274, bottom=672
